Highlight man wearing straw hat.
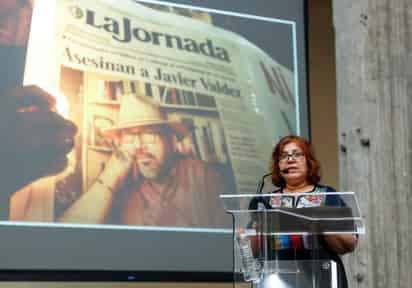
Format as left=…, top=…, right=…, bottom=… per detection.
left=61, top=94, right=230, bottom=228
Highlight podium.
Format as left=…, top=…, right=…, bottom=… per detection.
left=220, top=192, right=364, bottom=288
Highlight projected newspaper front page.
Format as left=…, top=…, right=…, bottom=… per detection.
left=16, top=0, right=297, bottom=229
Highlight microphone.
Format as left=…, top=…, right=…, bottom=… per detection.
left=281, top=168, right=289, bottom=174
left=249, top=172, right=272, bottom=211
left=256, top=172, right=272, bottom=194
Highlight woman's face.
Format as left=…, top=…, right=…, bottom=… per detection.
left=278, top=142, right=308, bottom=186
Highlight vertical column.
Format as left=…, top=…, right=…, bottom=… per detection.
left=333, top=0, right=412, bottom=287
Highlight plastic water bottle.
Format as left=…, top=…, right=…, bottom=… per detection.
left=236, top=234, right=262, bottom=282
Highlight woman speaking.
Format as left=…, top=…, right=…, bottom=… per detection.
left=268, top=135, right=358, bottom=288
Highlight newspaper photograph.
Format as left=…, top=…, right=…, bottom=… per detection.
left=3, top=0, right=297, bottom=228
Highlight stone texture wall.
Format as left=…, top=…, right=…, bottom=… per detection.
left=333, top=1, right=412, bottom=287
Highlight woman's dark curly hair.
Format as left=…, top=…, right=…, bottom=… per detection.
left=271, top=135, right=321, bottom=188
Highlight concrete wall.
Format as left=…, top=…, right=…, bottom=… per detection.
left=333, top=1, right=412, bottom=287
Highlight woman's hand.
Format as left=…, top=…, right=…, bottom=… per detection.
left=323, top=234, right=358, bottom=255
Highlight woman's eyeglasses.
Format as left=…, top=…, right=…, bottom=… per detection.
left=279, top=150, right=305, bottom=162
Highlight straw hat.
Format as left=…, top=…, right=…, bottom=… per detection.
left=102, top=94, right=189, bottom=137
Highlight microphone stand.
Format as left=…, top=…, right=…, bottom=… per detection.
left=254, top=173, right=272, bottom=274
left=256, top=169, right=288, bottom=275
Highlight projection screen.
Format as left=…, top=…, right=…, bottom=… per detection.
left=0, top=0, right=308, bottom=280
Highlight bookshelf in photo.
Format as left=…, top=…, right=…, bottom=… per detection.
left=83, top=74, right=230, bottom=191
